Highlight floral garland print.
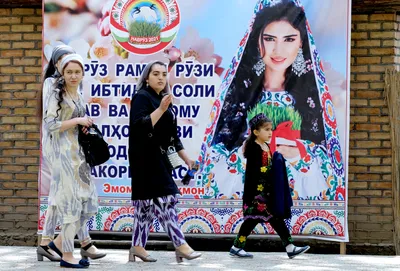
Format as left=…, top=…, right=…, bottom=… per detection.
left=234, top=149, right=274, bottom=248
left=243, top=150, right=273, bottom=221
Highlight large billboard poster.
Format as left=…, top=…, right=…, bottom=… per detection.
left=39, top=0, right=351, bottom=241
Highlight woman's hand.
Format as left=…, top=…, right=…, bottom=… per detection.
left=81, top=126, right=89, bottom=135
left=159, top=94, right=173, bottom=112
left=177, top=150, right=194, bottom=170
left=184, top=158, right=195, bottom=170
left=76, top=116, right=93, bottom=127
left=276, top=145, right=300, bottom=159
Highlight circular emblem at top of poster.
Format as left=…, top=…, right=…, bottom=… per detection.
left=109, top=0, right=180, bottom=55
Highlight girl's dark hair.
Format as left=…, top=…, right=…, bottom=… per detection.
left=243, top=116, right=272, bottom=158
left=213, top=0, right=325, bottom=151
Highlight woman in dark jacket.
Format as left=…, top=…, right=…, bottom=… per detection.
left=128, top=61, right=201, bottom=263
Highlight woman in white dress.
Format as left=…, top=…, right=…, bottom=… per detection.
left=43, top=54, right=101, bottom=268
left=38, top=45, right=106, bottom=263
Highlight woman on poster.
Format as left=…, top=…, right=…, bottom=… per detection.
left=197, top=0, right=345, bottom=201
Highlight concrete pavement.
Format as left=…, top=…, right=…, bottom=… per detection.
left=1, top=246, right=400, bottom=270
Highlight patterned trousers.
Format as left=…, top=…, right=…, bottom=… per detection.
left=131, top=198, right=186, bottom=248
left=61, top=214, right=92, bottom=252
left=41, top=206, right=60, bottom=241
left=42, top=205, right=91, bottom=246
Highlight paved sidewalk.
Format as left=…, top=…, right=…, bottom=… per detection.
left=1, top=246, right=400, bottom=270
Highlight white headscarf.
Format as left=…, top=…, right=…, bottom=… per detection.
left=59, top=54, right=85, bottom=75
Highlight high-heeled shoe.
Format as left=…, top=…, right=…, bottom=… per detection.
left=128, top=247, right=157, bottom=262
left=36, top=245, right=61, bottom=262
left=175, top=249, right=202, bottom=263
left=48, top=241, right=63, bottom=258
left=80, top=243, right=107, bottom=260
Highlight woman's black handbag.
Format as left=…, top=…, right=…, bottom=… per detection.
left=78, top=123, right=110, bottom=167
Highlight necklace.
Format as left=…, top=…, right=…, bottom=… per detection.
left=65, top=90, right=83, bottom=115
left=66, top=90, right=79, bottom=104
left=262, top=87, right=285, bottom=93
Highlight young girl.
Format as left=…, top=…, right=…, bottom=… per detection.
left=229, top=113, right=310, bottom=259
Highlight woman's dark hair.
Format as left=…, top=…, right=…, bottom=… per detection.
left=43, top=58, right=58, bottom=81
left=38, top=48, right=74, bottom=120
left=243, top=116, right=272, bottom=158
left=213, top=0, right=325, bottom=151
left=38, top=58, right=58, bottom=121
